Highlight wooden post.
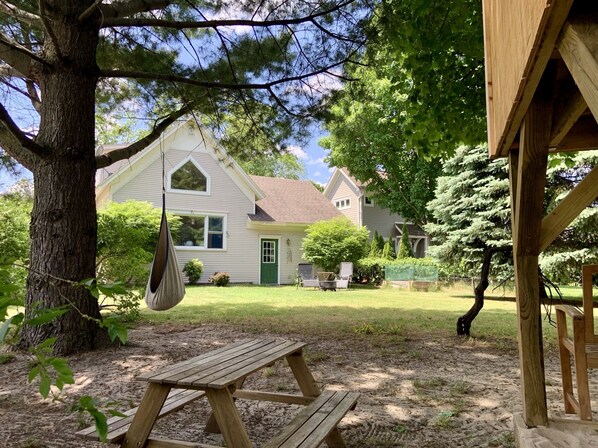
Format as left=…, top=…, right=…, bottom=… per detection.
left=509, top=72, right=552, bottom=427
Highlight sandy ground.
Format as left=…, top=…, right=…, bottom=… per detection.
left=0, top=323, right=594, bottom=448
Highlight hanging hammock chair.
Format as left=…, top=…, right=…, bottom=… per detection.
left=144, top=149, right=186, bottom=311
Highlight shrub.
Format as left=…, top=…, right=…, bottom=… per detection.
left=209, top=272, right=230, bottom=286
left=302, top=217, right=369, bottom=272
left=355, top=257, right=387, bottom=285
left=397, top=223, right=415, bottom=259
left=183, top=259, right=204, bottom=284
left=97, top=201, right=180, bottom=286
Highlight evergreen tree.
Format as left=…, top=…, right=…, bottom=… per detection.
left=369, top=230, right=381, bottom=257
left=426, top=145, right=512, bottom=335
left=397, top=223, right=415, bottom=259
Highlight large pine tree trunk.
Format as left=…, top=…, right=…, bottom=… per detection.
left=19, top=3, right=106, bottom=355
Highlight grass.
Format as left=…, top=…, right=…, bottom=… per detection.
left=138, top=283, right=564, bottom=348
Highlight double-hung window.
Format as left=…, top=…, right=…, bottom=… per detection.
left=176, top=214, right=226, bottom=250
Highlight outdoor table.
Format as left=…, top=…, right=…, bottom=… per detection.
left=119, top=338, right=343, bottom=448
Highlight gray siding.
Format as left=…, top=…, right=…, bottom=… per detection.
left=362, top=200, right=403, bottom=240
left=326, top=174, right=360, bottom=225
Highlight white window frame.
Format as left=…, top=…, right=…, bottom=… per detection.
left=172, top=211, right=227, bottom=251
left=364, top=196, right=374, bottom=207
left=334, top=197, right=351, bottom=210
left=167, top=156, right=211, bottom=196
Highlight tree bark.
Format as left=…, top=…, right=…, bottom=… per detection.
left=457, top=247, right=509, bottom=336
left=19, top=2, right=106, bottom=355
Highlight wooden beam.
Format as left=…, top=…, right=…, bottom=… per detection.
left=540, top=163, right=598, bottom=252
left=510, top=70, right=552, bottom=427
left=558, top=14, right=598, bottom=126
left=555, top=114, right=598, bottom=152
left=550, top=84, right=587, bottom=147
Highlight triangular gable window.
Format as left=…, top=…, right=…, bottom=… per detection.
left=168, top=158, right=210, bottom=195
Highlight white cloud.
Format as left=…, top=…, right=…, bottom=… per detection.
left=286, top=145, right=308, bottom=160
left=313, top=171, right=322, bottom=177
left=307, top=157, right=325, bottom=166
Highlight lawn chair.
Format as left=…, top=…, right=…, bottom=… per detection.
left=297, top=263, right=319, bottom=289
left=337, top=262, right=353, bottom=289
left=555, top=264, right=598, bottom=420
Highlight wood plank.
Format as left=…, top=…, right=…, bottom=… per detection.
left=263, top=391, right=335, bottom=448
left=140, top=339, right=272, bottom=383
left=550, top=83, right=587, bottom=147
left=558, top=12, right=598, bottom=126
left=120, top=383, right=171, bottom=448
left=177, top=340, right=303, bottom=388
left=204, top=387, right=252, bottom=448
left=286, top=351, right=321, bottom=397
left=556, top=307, right=575, bottom=415
left=583, top=265, right=598, bottom=343
left=146, top=437, right=217, bottom=448
left=233, top=389, right=316, bottom=405
left=573, top=313, right=592, bottom=420
left=510, top=70, right=552, bottom=427
left=301, top=393, right=359, bottom=448
left=555, top=114, right=598, bottom=152
left=168, top=340, right=293, bottom=386
left=483, top=0, right=573, bottom=157
left=539, top=164, right=598, bottom=252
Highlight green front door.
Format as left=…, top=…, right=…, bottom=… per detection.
left=260, top=238, right=278, bottom=284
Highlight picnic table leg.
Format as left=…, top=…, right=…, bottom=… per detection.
left=120, top=383, right=170, bottom=448
left=205, top=385, right=252, bottom=448
left=286, top=351, right=320, bottom=396
left=204, top=377, right=246, bottom=433
left=286, top=350, right=348, bottom=448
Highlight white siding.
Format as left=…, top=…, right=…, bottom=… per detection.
left=326, top=175, right=360, bottom=225
left=110, top=138, right=262, bottom=283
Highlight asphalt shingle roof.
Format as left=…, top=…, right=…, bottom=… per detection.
left=249, top=175, right=342, bottom=224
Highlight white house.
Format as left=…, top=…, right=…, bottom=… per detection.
left=323, top=167, right=429, bottom=258
left=95, top=119, right=341, bottom=284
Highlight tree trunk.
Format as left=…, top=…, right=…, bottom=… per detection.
left=457, top=247, right=507, bottom=336
left=19, top=3, right=106, bottom=355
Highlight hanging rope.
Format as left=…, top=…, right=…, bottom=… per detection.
left=144, top=141, right=185, bottom=311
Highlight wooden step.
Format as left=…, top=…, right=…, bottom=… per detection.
left=76, top=388, right=205, bottom=443
left=263, top=390, right=359, bottom=448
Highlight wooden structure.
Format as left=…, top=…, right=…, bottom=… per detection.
left=77, top=338, right=358, bottom=447
left=555, top=265, right=598, bottom=420
left=483, top=0, right=598, bottom=427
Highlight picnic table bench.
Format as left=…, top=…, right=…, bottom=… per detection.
left=77, top=338, right=358, bottom=448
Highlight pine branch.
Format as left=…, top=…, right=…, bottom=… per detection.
left=100, top=59, right=348, bottom=91
left=0, top=101, right=45, bottom=168
left=99, top=0, right=173, bottom=19
left=95, top=103, right=194, bottom=168
left=99, top=1, right=357, bottom=29
left=0, top=31, right=50, bottom=76
left=0, top=0, right=41, bottom=26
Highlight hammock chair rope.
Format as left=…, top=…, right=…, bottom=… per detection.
left=144, top=147, right=185, bottom=311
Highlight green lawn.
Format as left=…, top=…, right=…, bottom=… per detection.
left=138, top=283, right=571, bottom=348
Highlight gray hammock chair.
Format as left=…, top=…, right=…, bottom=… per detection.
left=144, top=159, right=186, bottom=310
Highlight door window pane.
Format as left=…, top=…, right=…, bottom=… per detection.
left=262, top=241, right=275, bottom=263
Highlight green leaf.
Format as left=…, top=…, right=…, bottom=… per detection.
left=0, top=315, right=17, bottom=343
left=36, top=337, right=57, bottom=350
left=90, top=408, right=108, bottom=442
left=27, top=306, right=71, bottom=326
left=27, top=365, right=40, bottom=383
left=39, top=373, right=51, bottom=398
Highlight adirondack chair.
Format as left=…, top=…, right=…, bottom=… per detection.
left=555, top=264, right=598, bottom=420
left=337, top=262, right=353, bottom=289
left=297, top=263, right=319, bottom=289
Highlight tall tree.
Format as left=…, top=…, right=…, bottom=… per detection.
left=425, top=145, right=512, bottom=336
left=0, top=0, right=368, bottom=354
left=322, top=0, right=485, bottom=225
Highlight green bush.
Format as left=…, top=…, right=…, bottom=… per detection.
left=302, top=217, right=369, bottom=272
left=209, top=272, right=230, bottom=287
left=397, top=223, right=415, bottom=259
left=183, top=259, right=204, bottom=284
left=97, top=201, right=180, bottom=286
left=355, top=257, right=388, bottom=285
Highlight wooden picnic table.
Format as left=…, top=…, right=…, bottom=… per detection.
left=109, top=338, right=357, bottom=448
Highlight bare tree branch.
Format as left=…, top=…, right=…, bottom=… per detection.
left=0, top=101, right=45, bottom=167
left=95, top=103, right=194, bottom=168
left=99, top=0, right=173, bottom=19
left=99, top=1, right=357, bottom=29
left=78, top=0, right=104, bottom=23
left=0, top=31, right=50, bottom=75
left=0, top=0, right=41, bottom=27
